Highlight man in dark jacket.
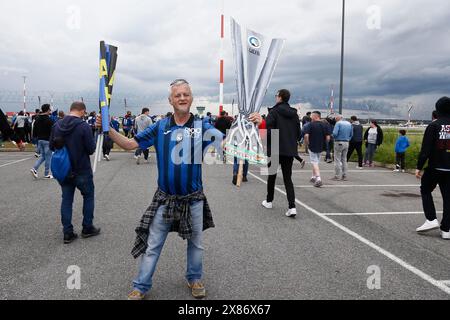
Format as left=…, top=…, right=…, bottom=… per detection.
left=214, top=111, right=232, bottom=135
left=302, top=112, right=312, bottom=126
left=416, top=97, right=450, bottom=240
left=262, top=89, right=301, bottom=218
left=0, top=108, right=24, bottom=150
left=347, top=116, right=364, bottom=169
left=30, top=104, right=54, bottom=179
left=49, top=102, right=100, bottom=244
left=214, top=111, right=234, bottom=168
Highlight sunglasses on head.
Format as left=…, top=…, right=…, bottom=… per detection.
left=170, top=79, right=189, bottom=86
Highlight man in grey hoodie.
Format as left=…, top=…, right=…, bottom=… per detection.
left=134, top=108, right=153, bottom=164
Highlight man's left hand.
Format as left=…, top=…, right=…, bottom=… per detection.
left=249, top=113, right=262, bottom=126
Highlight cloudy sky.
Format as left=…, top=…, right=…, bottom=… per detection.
left=0, top=0, right=449, bottom=118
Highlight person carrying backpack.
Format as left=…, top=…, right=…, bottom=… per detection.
left=49, top=101, right=100, bottom=244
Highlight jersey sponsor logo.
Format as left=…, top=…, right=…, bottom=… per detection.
left=185, top=127, right=202, bottom=139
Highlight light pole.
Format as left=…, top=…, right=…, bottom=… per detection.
left=338, top=0, right=346, bottom=115
left=22, top=76, right=27, bottom=113
left=218, top=0, right=225, bottom=115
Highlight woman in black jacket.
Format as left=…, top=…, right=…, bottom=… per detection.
left=363, top=121, right=384, bottom=167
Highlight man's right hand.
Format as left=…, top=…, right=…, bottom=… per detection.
left=96, top=115, right=102, bottom=130
left=415, top=170, right=423, bottom=179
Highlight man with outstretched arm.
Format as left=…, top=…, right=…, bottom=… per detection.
left=98, top=79, right=262, bottom=300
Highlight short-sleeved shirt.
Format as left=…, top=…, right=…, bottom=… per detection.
left=303, top=121, right=330, bottom=153
left=134, top=114, right=223, bottom=196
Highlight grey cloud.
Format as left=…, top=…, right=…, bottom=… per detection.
left=0, top=0, right=449, bottom=119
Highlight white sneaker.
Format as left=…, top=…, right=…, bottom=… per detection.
left=393, top=169, right=400, bottom=172
left=262, top=201, right=273, bottom=209
left=356, top=166, right=363, bottom=170
left=136, top=156, right=141, bottom=165
left=44, top=175, right=54, bottom=180
left=30, top=168, right=38, bottom=179
left=104, top=154, right=110, bottom=161
left=416, top=219, right=440, bottom=233
left=286, top=208, right=297, bottom=218
left=442, top=231, right=450, bottom=240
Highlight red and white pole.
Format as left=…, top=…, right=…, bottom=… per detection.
left=219, top=0, right=224, bottom=115
left=22, top=76, right=27, bottom=113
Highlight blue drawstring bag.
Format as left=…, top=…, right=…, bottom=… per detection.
left=51, top=137, right=72, bottom=183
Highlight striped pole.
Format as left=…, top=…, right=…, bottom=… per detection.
left=219, top=0, right=224, bottom=114
left=22, top=76, right=27, bottom=113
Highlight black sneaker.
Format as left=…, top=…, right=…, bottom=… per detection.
left=242, top=176, right=248, bottom=183
left=232, top=175, right=237, bottom=185
left=64, top=232, right=78, bottom=244
left=81, top=226, right=101, bottom=239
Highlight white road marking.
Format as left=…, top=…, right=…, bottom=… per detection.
left=0, top=158, right=32, bottom=168
left=277, top=185, right=420, bottom=188
left=249, top=171, right=450, bottom=296
left=439, top=281, right=450, bottom=286
left=291, top=170, right=397, bottom=173
left=323, top=212, right=443, bottom=216
left=251, top=170, right=394, bottom=174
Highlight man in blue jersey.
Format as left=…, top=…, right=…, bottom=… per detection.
left=98, top=79, right=262, bottom=300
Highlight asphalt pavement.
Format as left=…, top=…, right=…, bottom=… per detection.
left=0, top=152, right=449, bottom=300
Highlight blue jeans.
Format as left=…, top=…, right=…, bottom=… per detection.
left=133, top=201, right=204, bottom=294
left=33, top=140, right=52, bottom=176
left=364, top=143, right=377, bottom=163
left=233, top=157, right=249, bottom=177
left=60, top=174, right=95, bottom=235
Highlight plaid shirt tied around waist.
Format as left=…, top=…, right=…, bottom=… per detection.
left=131, top=189, right=215, bottom=259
